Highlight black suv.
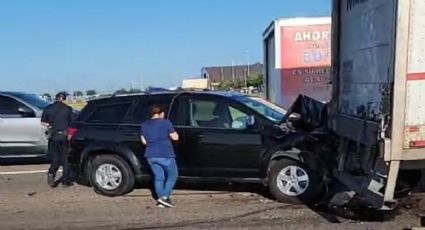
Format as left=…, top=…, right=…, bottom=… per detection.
left=69, top=91, right=332, bottom=203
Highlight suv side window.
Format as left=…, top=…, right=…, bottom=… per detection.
left=125, top=97, right=173, bottom=124
left=0, top=95, right=31, bottom=117
left=189, top=99, right=248, bottom=129
left=125, top=101, right=149, bottom=124
left=86, top=103, right=131, bottom=124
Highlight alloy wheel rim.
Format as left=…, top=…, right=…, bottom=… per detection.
left=95, top=163, right=122, bottom=190
left=276, top=165, right=309, bottom=196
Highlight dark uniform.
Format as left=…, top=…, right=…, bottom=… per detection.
left=41, top=94, right=74, bottom=187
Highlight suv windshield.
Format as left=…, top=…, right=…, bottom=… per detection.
left=9, top=93, right=50, bottom=110
left=233, top=96, right=285, bottom=122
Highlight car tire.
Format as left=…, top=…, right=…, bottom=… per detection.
left=90, top=154, right=135, bottom=197
left=268, top=158, right=323, bottom=204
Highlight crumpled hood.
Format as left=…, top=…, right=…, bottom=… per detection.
left=279, top=95, right=328, bottom=130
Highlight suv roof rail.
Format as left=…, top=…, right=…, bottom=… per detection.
left=88, top=88, right=213, bottom=101
left=179, top=88, right=211, bottom=92
left=111, top=92, right=146, bottom=97
left=87, top=92, right=146, bottom=101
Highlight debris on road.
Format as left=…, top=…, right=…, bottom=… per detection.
left=329, top=191, right=356, bottom=207
left=27, top=192, right=37, bottom=197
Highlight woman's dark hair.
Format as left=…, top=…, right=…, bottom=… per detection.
left=150, top=104, right=164, bottom=117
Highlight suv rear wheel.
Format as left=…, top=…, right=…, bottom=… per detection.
left=90, top=155, right=135, bottom=196
left=268, top=158, right=323, bottom=204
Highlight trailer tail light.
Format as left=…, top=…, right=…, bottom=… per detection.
left=408, top=126, right=419, bottom=132
left=67, top=127, right=78, bottom=140
left=409, top=141, right=425, bottom=148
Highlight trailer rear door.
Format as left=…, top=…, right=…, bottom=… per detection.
left=402, top=0, right=425, bottom=150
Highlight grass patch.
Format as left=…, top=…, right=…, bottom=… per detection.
left=66, top=100, right=87, bottom=110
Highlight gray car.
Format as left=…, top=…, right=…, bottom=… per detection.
left=0, top=92, right=50, bottom=158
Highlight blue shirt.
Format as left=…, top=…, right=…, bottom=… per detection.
left=140, top=119, right=176, bottom=158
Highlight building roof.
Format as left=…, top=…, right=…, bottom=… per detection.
left=202, top=62, right=263, bottom=83
left=263, top=16, right=331, bottom=38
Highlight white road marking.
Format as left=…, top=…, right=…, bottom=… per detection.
left=0, top=169, right=62, bottom=175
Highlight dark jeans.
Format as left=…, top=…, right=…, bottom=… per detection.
left=147, top=157, right=178, bottom=199
left=48, top=138, right=71, bottom=183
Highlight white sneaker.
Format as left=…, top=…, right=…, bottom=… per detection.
left=156, top=203, right=166, bottom=208
left=157, top=197, right=175, bottom=208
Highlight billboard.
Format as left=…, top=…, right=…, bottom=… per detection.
left=281, top=67, right=332, bottom=106
left=281, top=24, right=331, bottom=69
left=281, top=23, right=331, bottom=107
left=263, top=18, right=332, bottom=108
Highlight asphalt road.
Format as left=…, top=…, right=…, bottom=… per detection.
left=0, top=163, right=424, bottom=230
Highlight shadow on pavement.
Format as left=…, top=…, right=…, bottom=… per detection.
left=414, top=170, right=425, bottom=192
left=129, top=181, right=271, bottom=201
left=130, top=181, right=360, bottom=224
left=308, top=203, right=398, bottom=223
left=124, top=205, right=301, bottom=230
left=132, top=180, right=420, bottom=224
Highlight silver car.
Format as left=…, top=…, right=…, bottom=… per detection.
left=0, top=92, right=50, bottom=158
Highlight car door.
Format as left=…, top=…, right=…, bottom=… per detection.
left=181, top=95, right=263, bottom=178
left=0, top=95, right=47, bottom=157
left=117, top=95, right=186, bottom=175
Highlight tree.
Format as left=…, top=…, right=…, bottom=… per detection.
left=235, top=80, right=245, bottom=88
left=217, top=79, right=249, bottom=91
left=218, top=80, right=235, bottom=91
left=86, top=90, right=97, bottom=96
left=246, top=74, right=263, bottom=88
left=113, top=88, right=143, bottom=95
left=73, top=91, right=84, bottom=97
left=129, top=88, right=142, bottom=93
left=114, top=88, right=129, bottom=95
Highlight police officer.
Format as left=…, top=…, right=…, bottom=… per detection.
left=41, top=91, right=74, bottom=188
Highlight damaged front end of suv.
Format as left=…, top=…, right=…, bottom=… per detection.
left=272, top=95, right=422, bottom=218
left=262, top=95, right=340, bottom=204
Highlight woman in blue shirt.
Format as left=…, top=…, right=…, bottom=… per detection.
left=140, top=105, right=179, bottom=208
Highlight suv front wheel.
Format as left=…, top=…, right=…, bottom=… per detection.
left=90, top=154, right=135, bottom=196
left=268, top=158, right=323, bottom=204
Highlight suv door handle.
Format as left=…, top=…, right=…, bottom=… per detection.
left=196, top=134, right=204, bottom=138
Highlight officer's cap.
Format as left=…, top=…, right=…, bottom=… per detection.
left=55, top=91, right=69, bottom=100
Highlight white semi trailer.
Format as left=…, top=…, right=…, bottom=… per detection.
left=330, top=0, right=425, bottom=209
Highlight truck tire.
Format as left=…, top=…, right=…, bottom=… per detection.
left=268, top=158, right=323, bottom=204
left=90, top=154, right=135, bottom=197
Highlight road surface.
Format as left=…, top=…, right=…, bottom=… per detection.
left=0, top=163, right=424, bottom=230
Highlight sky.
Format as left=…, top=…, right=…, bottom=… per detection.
left=0, top=0, right=331, bottom=94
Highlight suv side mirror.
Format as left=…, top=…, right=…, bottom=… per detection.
left=246, top=115, right=256, bottom=127
left=18, top=107, right=35, bottom=117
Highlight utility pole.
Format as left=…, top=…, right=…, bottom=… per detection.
left=221, top=67, right=224, bottom=81
left=140, top=72, right=143, bottom=91
left=231, top=59, right=235, bottom=82
left=246, top=50, right=250, bottom=76
left=130, top=81, right=137, bottom=91
left=244, top=68, right=248, bottom=89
